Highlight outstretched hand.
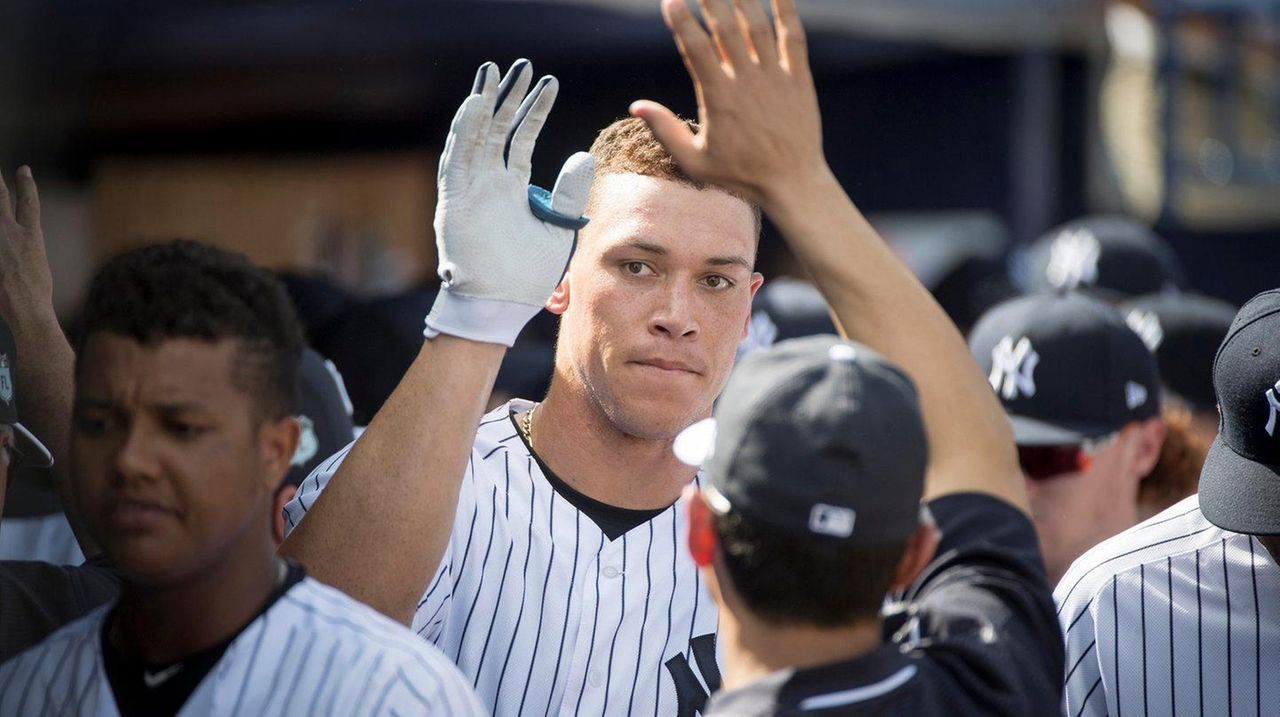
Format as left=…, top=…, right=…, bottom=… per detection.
left=630, top=0, right=827, bottom=211
left=0, top=167, right=55, bottom=321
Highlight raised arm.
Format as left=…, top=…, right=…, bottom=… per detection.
left=0, top=167, right=100, bottom=555
left=632, top=0, right=1025, bottom=512
left=278, top=61, right=594, bottom=623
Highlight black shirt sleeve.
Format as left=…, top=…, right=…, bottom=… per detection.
left=891, top=492, right=1064, bottom=716
left=0, top=555, right=123, bottom=663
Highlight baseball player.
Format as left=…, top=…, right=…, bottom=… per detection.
left=678, top=334, right=1061, bottom=715
left=1057, top=289, right=1280, bottom=717
left=281, top=0, right=964, bottom=714
left=0, top=240, right=483, bottom=716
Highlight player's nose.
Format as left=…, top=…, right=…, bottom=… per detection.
left=649, top=282, right=699, bottom=339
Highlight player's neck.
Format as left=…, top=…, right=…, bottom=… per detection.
left=112, top=538, right=281, bottom=664
left=719, top=610, right=883, bottom=691
left=533, top=384, right=697, bottom=510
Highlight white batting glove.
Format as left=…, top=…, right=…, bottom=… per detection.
left=424, top=59, right=595, bottom=346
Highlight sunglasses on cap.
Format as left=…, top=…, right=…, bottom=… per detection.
left=1017, top=433, right=1118, bottom=481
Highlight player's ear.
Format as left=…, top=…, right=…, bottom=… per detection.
left=272, top=484, right=298, bottom=545
left=546, top=276, right=571, bottom=315
left=684, top=486, right=719, bottom=567
left=1129, top=416, right=1166, bottom=479
left=889, top=518, right=939, bottom=592
left=741, top=272, right=765, bottom=338
left=259, top=415, right=301, bottom=492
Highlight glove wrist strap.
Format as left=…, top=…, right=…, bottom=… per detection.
left=423, top=289, right=537, bottom=347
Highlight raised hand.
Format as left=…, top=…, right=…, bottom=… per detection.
left=426, top=59, right=595, bottom=347
left=630, top=0, right=827, bottom=211
left=0, top=167, right=55, bottom=321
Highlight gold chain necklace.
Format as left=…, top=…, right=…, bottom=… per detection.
left=522, top=402, right=539, bottom=449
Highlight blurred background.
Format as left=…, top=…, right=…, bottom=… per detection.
left=1, top=0, right=1279, bottom=424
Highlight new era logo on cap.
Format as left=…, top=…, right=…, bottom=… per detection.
left=988, top=336, right=1039, bottom=400
left=809, top=504, right=856, bottom=538
left=1125, top=381, right=1149, bottom=410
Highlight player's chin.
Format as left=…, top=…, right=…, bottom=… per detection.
left=612, top=392, right=709, bottom=441
left=101, top=534, right=197, bottom=587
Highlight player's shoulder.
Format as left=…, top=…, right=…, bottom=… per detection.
left=1054, top=494, right=1228, bottom=611
left=472, top=399, right=528, bottom=454
left=0, top=600, right=108, bottom=700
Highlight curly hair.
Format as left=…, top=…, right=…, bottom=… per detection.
left=77, top=240, right=304, bottom=421
left=1137, top=405, right=1210, bottom=520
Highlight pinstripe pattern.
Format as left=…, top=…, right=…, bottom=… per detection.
left=1057, top=494, right=1280, bottom=717
left=284, top=399, right=720, bottom=716
left=0, top=578, right=484, bottom=716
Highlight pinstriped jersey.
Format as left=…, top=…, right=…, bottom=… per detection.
left=0, top=576, right=485, bottom=716
left=284, top=399, right=723, bottom=716
left=1055, top=494, right=1280, bottom=717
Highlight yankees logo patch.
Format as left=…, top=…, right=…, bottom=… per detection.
left=1125, top=309, right=1164, bottom=351
left=0, top=354, right=11, bottom=405
left=1045, top=228, right=1101, bottom=289
left=989, top=336, right=1039, bottom=400
left=1265, top=378, right=1280, bottom=436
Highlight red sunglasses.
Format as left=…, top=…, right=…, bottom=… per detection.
left=1017, top=434, right=1117, bottom=481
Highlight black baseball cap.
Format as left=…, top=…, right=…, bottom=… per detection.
left=751, top=277, right=836, bottom=341
left=969, top=291, right=1161, bottom=446
left=286, top=348, right=356, bottom=488
left=0, top=318, right=53, bottom=468
left=674, top=335, right=928, bottom=548
left=1198, top=290, right=1280, bottom=534
left=1018, top=216, right=1185, bottom=298
left=1121, top=292, right=1238, bottom=414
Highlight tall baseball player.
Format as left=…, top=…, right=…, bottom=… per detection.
left=1057, top=288, right=1280, bottom=717
left=281, top=0, right=976, bottom=714
left=0, top=241, right=483, bottom=716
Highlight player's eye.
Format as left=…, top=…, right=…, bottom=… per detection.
left=73, top=411, right=112, bottom=437
left=622, top=261, right=654, bottom=277
left=163, top=419, right=206, bottom=440
left=701, top=274, right=735, bottom=290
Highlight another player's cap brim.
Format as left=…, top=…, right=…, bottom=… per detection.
left=1198, top=433, right=1280, bottom=534
left=13, top=422, right=53, bottom=469
left=1007, top=413, right=1115, bottom=447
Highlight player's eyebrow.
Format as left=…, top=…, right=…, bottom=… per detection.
left=621, top=240, right=752, bottom=271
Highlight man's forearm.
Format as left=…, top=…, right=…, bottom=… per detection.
left=6, top=305, right=100, bottom=553
left=763, top=168, right=1026, bottom=511
left=279, top=335, right=505, bottom=624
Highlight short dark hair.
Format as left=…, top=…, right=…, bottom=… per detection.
left=714, top=510, right=906, bottom=626
left=77, top=240, right=304, bottom=421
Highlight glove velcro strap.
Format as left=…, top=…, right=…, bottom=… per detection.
left=423, top=289, right=538, bottom=347
left=528, top=185, right=589, bottom=230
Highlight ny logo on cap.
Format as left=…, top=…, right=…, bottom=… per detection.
left=1265, top=379, right=1280, bottom=437
left=989, top=336, right=1039, bottom=401
left=1045, top=228, right=1101, bottom=289
left=0, top=354, right=11, bottom=405
left=291, top=415, right=318, bottom=467
left=1125, top=309, right=1164, bottom=352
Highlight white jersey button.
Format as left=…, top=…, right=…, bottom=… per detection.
left=602, top=565, right=620, bottom=579
left=588, top=670, right=604, bottom=687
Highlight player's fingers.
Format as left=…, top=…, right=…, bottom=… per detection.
left=698, top=0, right=752, bottom=70
left=491, top=59, right=533, bottom=139
left=734, top=0, right=777, bottom=67
left=506, top=76, right=557, bottom=175
left=439, top=92, right=490, bottom=186
left=0, top=170, right=11, bottom=222
left=771, top=0, right=809, bottom=76
left=662, top=0, right=725, bottom=94
left=629, top=100, right=701, bottom=174
left=548, top=151, right=595, bottom=219
left=14, top=166, right=40, bottom=229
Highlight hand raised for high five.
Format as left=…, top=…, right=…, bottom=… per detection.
left=630, top=0, right=828, bottom=212
left=0, top=167, right=55, bottom=321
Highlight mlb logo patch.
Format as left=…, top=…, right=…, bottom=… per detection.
left=0, top=354, right=12, bottom=405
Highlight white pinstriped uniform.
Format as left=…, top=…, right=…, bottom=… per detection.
left=284, top=399, right=723, bottom=717
left=0, top=576, right=485, bottom=716
left=1056, top=494, right=1280, bottom=717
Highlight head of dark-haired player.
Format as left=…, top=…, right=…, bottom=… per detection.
left=680, top=337, right=938, bottom=679
left=71, top=241, right=301, bottom=610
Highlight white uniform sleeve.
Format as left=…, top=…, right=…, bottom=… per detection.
left=281, top=441, right=356, bottom=538
left=1058, top=577, right=1110, bottom=717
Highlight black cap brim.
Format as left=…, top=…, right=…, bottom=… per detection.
left=13, top=422, right=53, bottom=469
left=1198, top=434, right=1280, bottom=535
left=1007, top=414, right=1116, bottom=446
